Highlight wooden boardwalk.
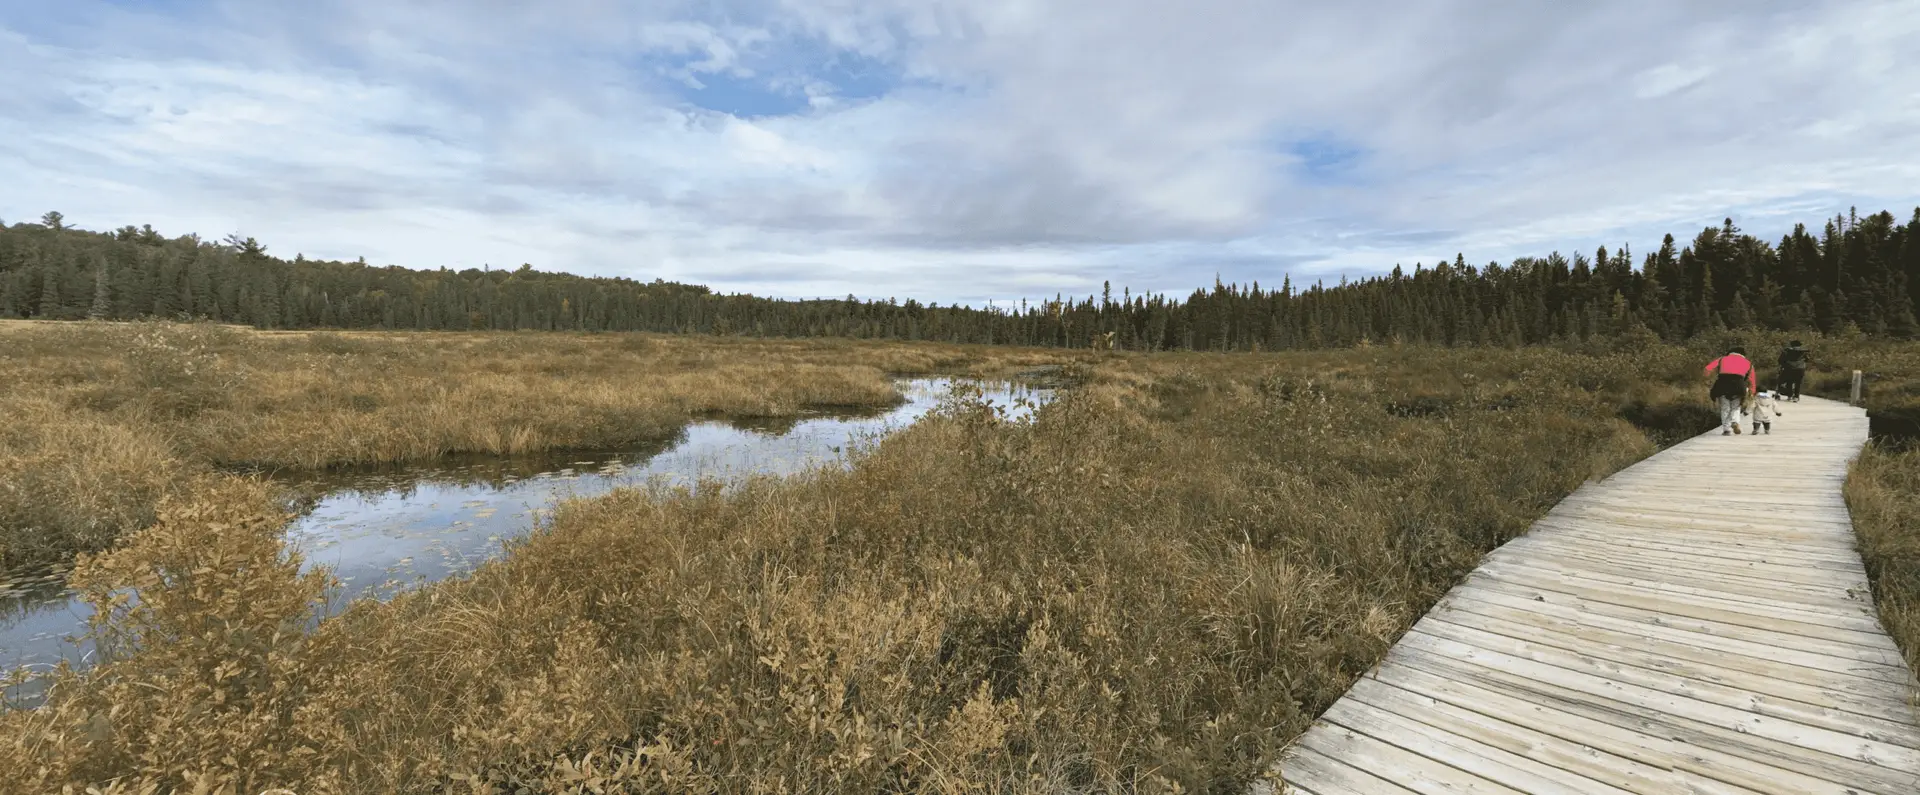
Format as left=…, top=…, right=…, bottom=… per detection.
left=1262, top=396, right=1920, bottom=794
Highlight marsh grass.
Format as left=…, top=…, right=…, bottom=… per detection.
left=3, top=345, right=1685, bottom=793
left=1845, top=445, right=1920, bottom=691
left=1834, top=339, right=1920, bottom=699
left=0, top=321, right=1071, bottom=572
left=0, top=398, right=183, bottom=571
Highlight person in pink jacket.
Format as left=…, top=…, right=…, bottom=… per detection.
left=1704, top=346, right=1758, bottom=435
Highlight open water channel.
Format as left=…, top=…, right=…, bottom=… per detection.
left=0, top=378, right=1049, bottom=705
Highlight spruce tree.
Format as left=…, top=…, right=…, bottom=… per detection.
left=36, top=261, right=60, bottom=318
left=88, top=260, right=112, bottom=320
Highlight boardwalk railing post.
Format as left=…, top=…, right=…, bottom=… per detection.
left=1852, top=370, right=1864, bottom=405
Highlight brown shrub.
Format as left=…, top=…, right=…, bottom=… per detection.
left=0, top=478, right=337, bottom=794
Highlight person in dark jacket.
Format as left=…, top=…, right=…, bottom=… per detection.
left=1777, top=340, right=1809, bottom=401
left=1705, top=346, right=1757, bottom=435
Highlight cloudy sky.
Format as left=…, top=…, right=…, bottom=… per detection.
left=3, top=1, right=1917, bottom=305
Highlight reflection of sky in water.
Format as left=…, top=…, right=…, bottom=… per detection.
left=1, top=379, right=1045, bottom=702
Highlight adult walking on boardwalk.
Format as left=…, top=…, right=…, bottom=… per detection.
left=1778, top=339, right=1810, bottom=401
left=1705, top=346, right=1757, bottom=435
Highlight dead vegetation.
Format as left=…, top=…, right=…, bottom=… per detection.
left=1835, top=339, right=1920, bottom=687
left=13, top=322, right=1919, bottom=792
left=0, top=321, right=1070, bottom=573
left=1846, top=447, right=1920, bottom=685
left=4, top=344, right=1684, bottom=793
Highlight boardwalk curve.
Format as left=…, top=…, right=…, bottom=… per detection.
left=1262, top=396, right=1920, bottom=794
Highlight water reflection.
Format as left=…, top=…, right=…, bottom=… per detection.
left=1, top=378, right=1047, bottom=702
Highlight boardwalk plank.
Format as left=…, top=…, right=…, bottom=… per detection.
left=1295, top=718, right=1531, bottom=795
left=1396, top=647, right=1917, bottom=794
left=1274, top=746, right=1421, bottom=794
left=1471, top=561, right=1898, bottom=647
left=1340, top=678, right=1647, bottom=794
left=1261, top=397, right=1920, bottom=794
left=1511, top=530, right=1872, bottom=588
left=1411, top=618, right=1920, bottom=758
left=1468, top=576, right=1909, bottom=667
left=1476, top=557, right=1884, bottom=626
left=1439, top=588, right=1919, bottom=710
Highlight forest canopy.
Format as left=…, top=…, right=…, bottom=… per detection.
left=5, top=207, right=1919, bottom=350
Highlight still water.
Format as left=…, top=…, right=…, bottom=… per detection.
left=0, top=378, right=1047, bottom=699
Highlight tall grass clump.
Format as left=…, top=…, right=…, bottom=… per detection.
left=1, top=346, right=1662, bottom=792
left=0, top=399, right=182, bottom=572
left=1846, top=446, right=1920, bottom=686
left=1816, top=332, right=1920, bottom=672
left=119, top=321, right=253, bottom=418
left=1838, top=332, right=1920, bottom=682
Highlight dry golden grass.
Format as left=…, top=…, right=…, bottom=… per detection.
left=1833, top=336, right=1920, bottom=696
left=0, top=321, right=1072, bottom=572
left=4, top=343, right=1695, bottom=793
left=0, top=398, right=183, bottom=572
left=1845, top=446, right=1920, bottom=688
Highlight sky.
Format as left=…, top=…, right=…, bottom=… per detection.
left=3, top=0, right=1918, bottom=306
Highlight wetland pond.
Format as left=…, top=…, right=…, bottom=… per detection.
left=1, top=378, right=1049, bottom=704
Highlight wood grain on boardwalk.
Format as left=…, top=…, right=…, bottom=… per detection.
left=1260, top=396, right=1920, bottom=794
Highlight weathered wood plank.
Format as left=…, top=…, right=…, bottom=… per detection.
left=1493, top=542, right=1876, bottom=613
left=1467, top=576, right=1909, bottom=668
left=1474, top=557, right=1884, bottom=626
left=1440, top=588, right=1919, bottom=708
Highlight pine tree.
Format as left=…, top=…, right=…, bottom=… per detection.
left=185, top=254, right=214, bottom=318
left=0, top=269, right=17, bottom=317
left=88, top=259, right=112, bottom=320
left=1887, top=277, right=1920, bottom=339
left=1609, top=290, right=1630, bottom=334
left=1636, top=260, right=1668, bottom=336
left=1724, top=293, right=1754, bottom=329
left=36, top=262, right=60, bottom=318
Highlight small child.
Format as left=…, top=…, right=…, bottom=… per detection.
left=1750, top=390, right=1778, bottom=435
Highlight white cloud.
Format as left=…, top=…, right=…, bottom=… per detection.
left=721, top=118, right=837, bottom=171
left=1634, top=63, right=1714, bottom=99
left=1, top=0, right=1917, bottom=305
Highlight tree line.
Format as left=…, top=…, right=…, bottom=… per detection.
left=5, top=207, right=1919, bottom=350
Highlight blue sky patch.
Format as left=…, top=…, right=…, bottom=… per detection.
left=810, top=51, right=899, bottom=103
left=1285, top=135, right=1367, bottom=183
left=661, top=40, right=906, bottom=118
left=676, top=70, right=813, bottom=118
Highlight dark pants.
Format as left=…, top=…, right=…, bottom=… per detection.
left=1780, top=371, right=1804, bottom=399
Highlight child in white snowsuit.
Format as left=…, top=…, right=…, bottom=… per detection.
left=1749, top=391, right=1778, bottom=435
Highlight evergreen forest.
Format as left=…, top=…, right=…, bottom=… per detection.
left=5, top=207, right=1920, bottom=349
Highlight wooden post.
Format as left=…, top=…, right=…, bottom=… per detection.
left=1851, top=370, right=1864, bottom=405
